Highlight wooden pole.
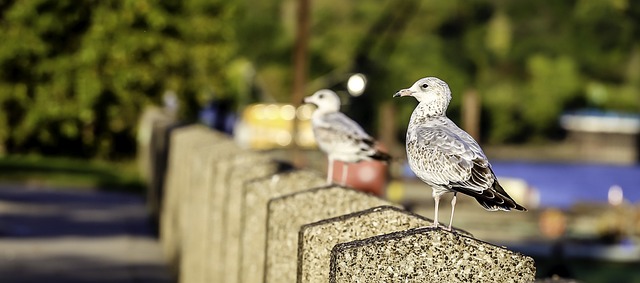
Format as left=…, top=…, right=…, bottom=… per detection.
left=378, top=102, right=397, bottom=154
left=291, top=0, right=310, bottom=166
left=462, top=89, right=481, bottom=142
left=292, top=0, right=310, bottom=106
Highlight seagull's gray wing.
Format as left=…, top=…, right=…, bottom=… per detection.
left=409, top=124, right=492, bottom=193
left=409, top=120, right=525, bottom=211
left=447, top=123, right=487, bottom=160
left=313, top=112, right=375, bottom=151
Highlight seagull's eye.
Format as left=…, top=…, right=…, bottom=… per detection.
left=421, top=83, right=429, bottom=89
left=318, top=94, right=324, bottom=99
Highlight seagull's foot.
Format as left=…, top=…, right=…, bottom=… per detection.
left=425, top=222, right=458, bottom=232
left=425, top=222, right=441, bottom=229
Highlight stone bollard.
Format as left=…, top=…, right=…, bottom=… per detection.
left=265, top=186, right=398, bottom=283
left=330, top=227, right=536, bottom=283
left=136, top=105, right=179, bottom=234
left=178, top=139, right=242, bottom=283
left=160, top=125, right=229, bottom=273
left=136, top=105, right=177, bottom=184
left=298, top=206, right=432, bottom=283
left=240, top=169, right=326, bottom=283
left=205, top=153, right=288, bottom=283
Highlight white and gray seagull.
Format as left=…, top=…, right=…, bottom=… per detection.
left=394, top=77, right=526, bottom=230
left=304, top=89, right=391, bottom=185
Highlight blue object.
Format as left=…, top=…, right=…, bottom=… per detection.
left=199, top=100, right=237, bottom=134
left=402, top=161, right=640, bottom=208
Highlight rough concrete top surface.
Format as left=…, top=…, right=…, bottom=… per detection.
left=298, top=206, right=432, bottom=283
left=265, top=185, right=397, bottom=283
left=330, top=227, right=536, bottom=283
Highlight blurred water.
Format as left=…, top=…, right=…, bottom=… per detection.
left=402, top=161, right=640, bottom=208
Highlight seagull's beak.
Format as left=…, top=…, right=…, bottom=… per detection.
left=393, top=89, right=413, bottom=98
left=303, top=97, right=318, bottom=107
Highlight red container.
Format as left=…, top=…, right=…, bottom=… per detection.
left=331, top=159, right=388, bottom=196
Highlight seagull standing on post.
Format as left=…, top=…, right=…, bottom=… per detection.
left=304, top=89, right=391, bottom=185
left=394, top=77, right=526, bottom=230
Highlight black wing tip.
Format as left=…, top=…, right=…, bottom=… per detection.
left=465, top=182, right=527, bottom=212
left=477, top=200, right=527, bottom=212
left=494, top=181, right=528, bottom=211
left=514, top=203, right=527, bottom=211
left=476, top=196, right=527, bottom=212
left=370, top=150, right=392, bottom=163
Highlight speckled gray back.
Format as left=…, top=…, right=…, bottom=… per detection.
left=265, top=186, right=395, bottom=283
left=330, top=227, right=536, bottom=283
left=298, top=206, right=422, bottom=283
left=240, top=169, right=326, bottom=283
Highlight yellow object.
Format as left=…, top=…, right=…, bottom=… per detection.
left=236, top=103, right=317, bottom=150
left=386, top=180, right=405, bottom=203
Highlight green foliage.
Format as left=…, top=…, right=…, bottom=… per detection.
left=482, top=81, right=523, bottom=143
left=0, top=0, right=237, bottom=158
left=0, top=154, right=143, bottom=192
left=522, top=54, right=581, bottom=137
left=2, top=0, right=640, bottom=159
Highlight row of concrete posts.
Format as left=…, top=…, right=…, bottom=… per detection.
left=150, top=124, right=536, bottom=283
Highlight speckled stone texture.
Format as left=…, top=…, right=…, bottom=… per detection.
left=160, top=125, right=229, bottom=273
left=179, top=139, right=240, bottom=283
left=330, top=227, right=536, bottom=283
left=240, top=170, right=326, bottom=283
left=298, top=206, right=430, bottom=283
left=205, top=154, right=286, bottom=283
left=265, top=186, right=396, bottom=283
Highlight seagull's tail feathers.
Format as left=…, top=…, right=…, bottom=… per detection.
left=468, top=181, right=527, bottom=212
left=361, top=138, right=393, bottom=163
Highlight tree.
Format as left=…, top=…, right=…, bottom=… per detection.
left=0, top=0, right=238, bottom=158
left=1, top=0, right=639, bottom=158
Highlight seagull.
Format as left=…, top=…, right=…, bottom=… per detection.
left=394, top=77, right=526, bottom=230
left=304, top=89, right=391, bottom=185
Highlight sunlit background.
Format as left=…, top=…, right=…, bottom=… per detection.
left=1, top=0, right=640, bottom=282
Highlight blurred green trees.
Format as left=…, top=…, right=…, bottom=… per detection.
left=236, top=0, right=640, bottom=144
left=0, top=0, right=237, bottom=158
left=1, top=0, right=639, bottom=158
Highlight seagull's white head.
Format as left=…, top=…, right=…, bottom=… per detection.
left=303, top=89, right=341, bottom=113
left=393, top=77, right=452, bottom=116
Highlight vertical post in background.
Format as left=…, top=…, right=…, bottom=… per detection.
left=291, top=0, right=310, bottom=166
left=462, top=89, right=480, bottom=142
left=378, top=102, right=397, bottom=155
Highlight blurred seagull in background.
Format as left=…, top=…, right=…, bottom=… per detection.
left=394, top=77, right=526, bottom=230
left=304, top=89, right=391, bottom=185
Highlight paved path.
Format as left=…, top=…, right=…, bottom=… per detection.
left=0, top=185, right=173, bottom=283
